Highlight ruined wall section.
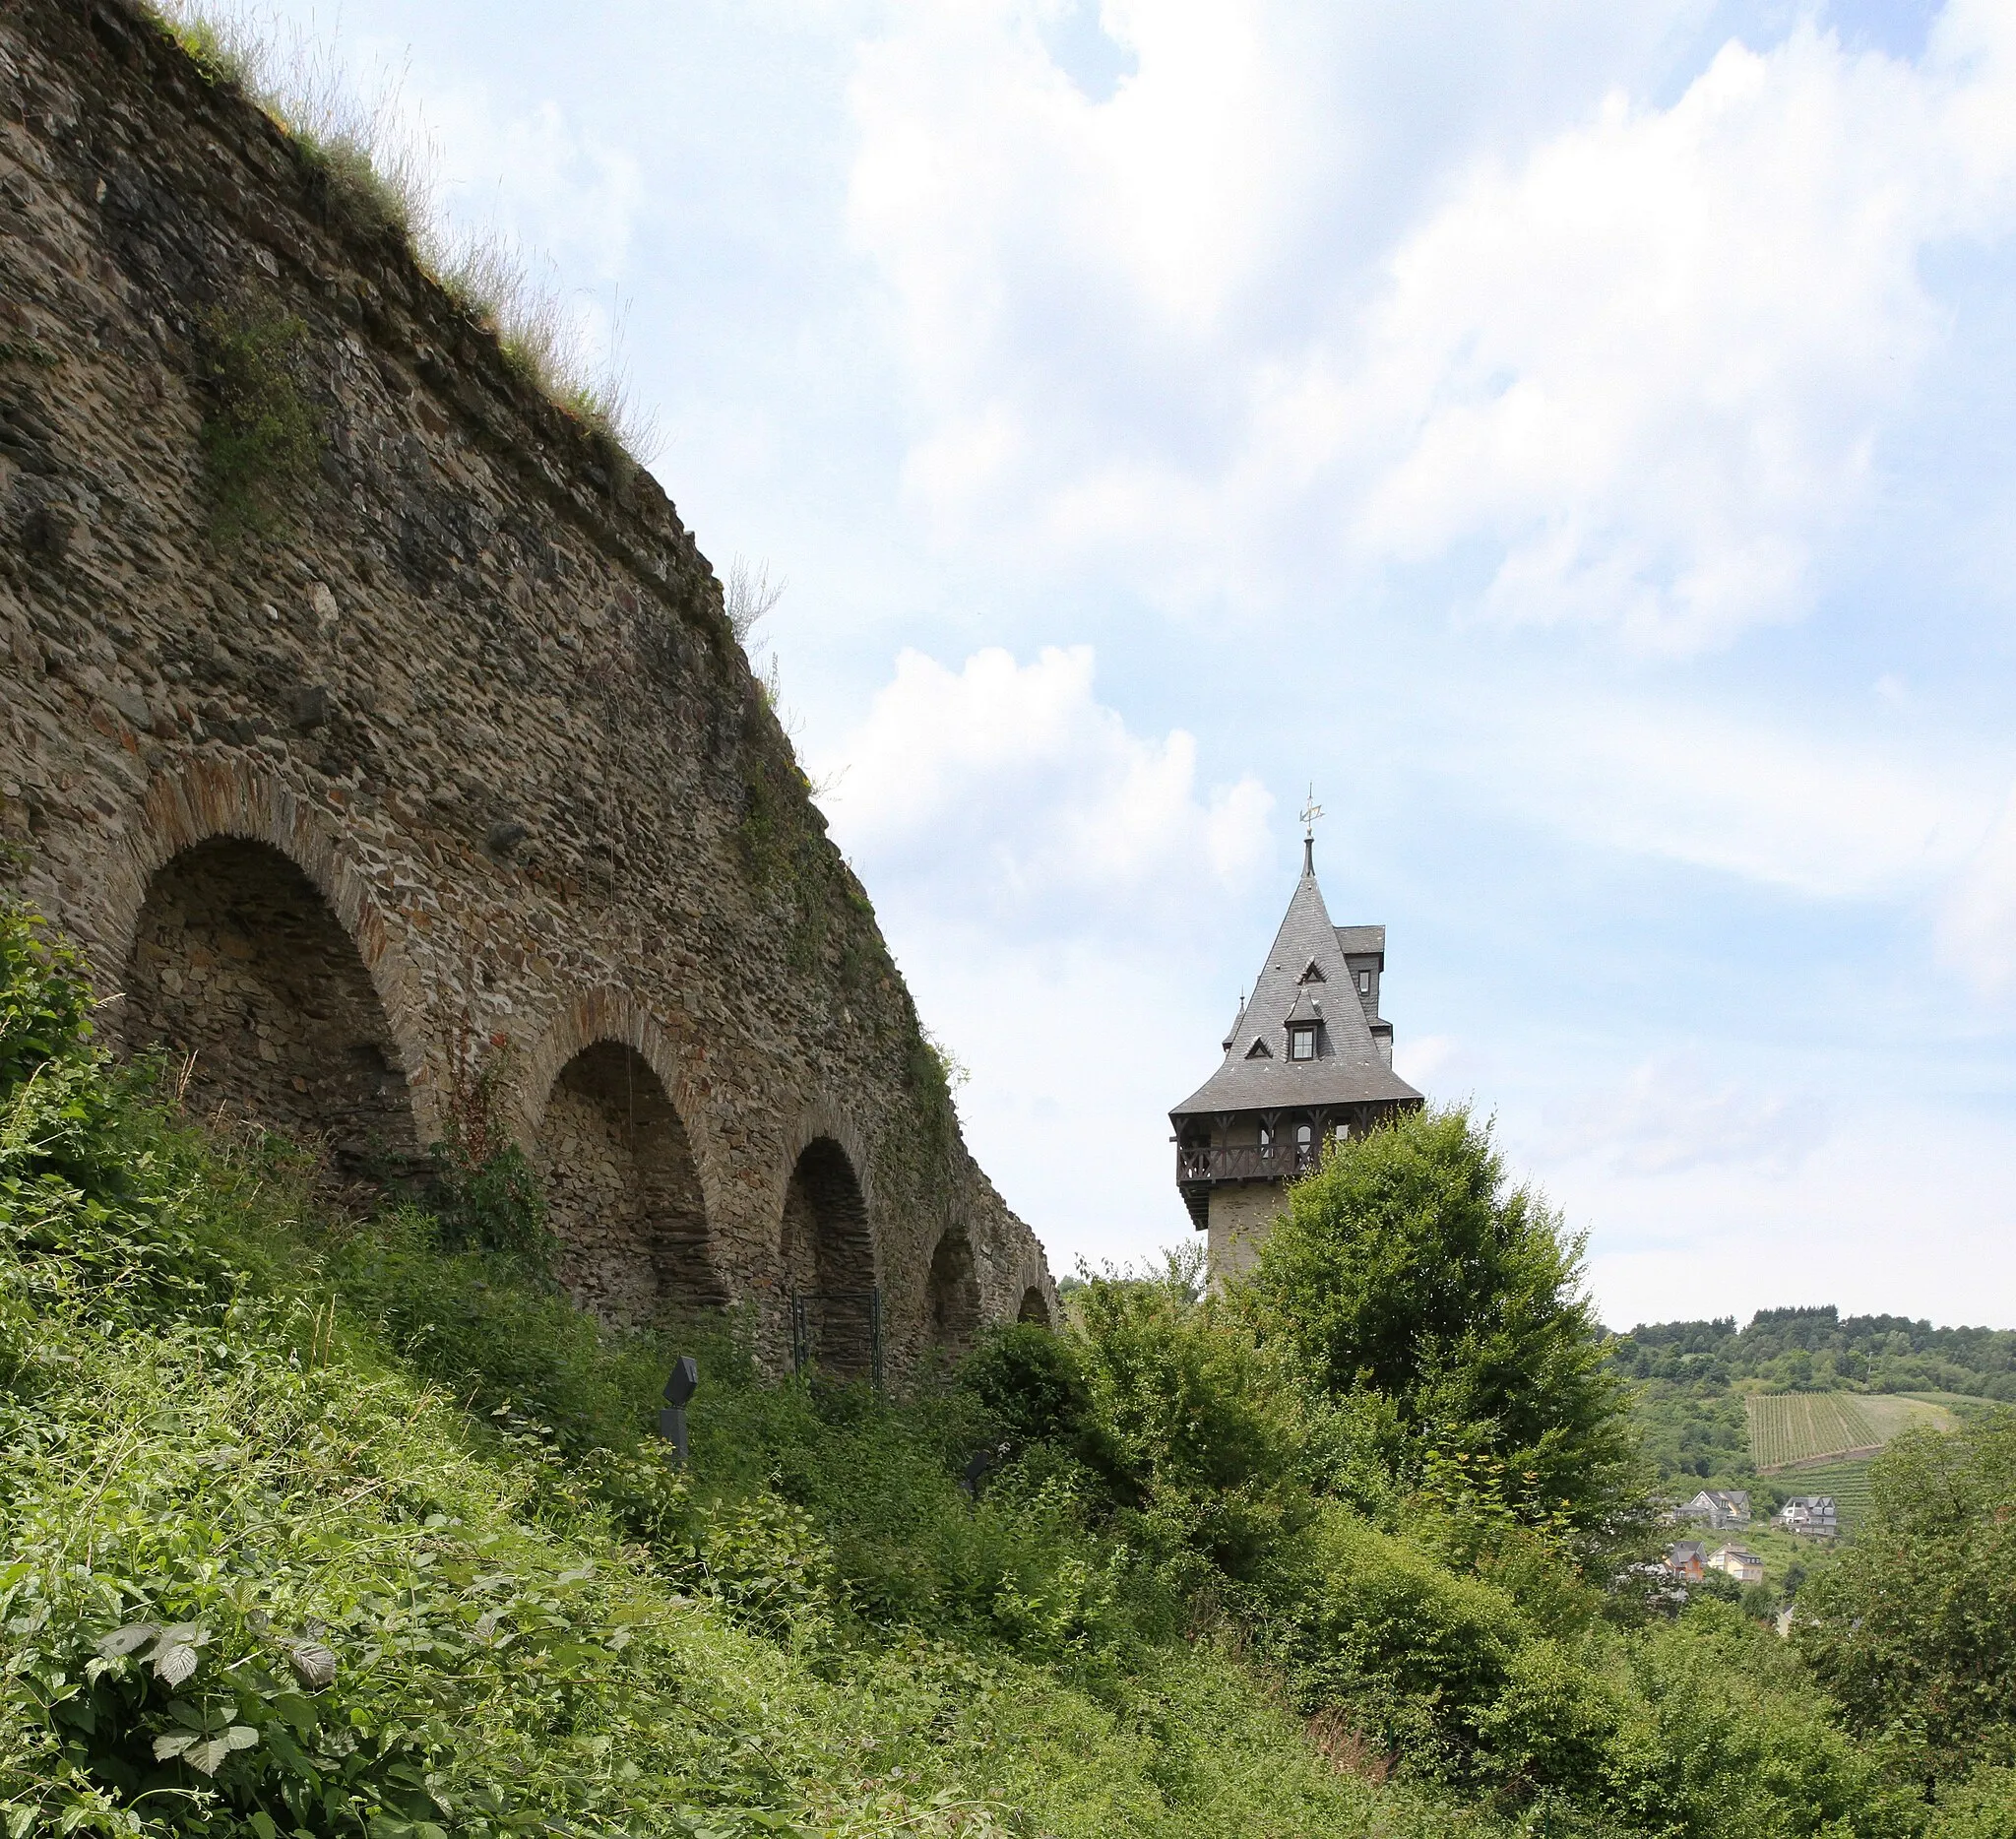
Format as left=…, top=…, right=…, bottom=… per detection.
left=0, top=0, right=1054, bottom=1373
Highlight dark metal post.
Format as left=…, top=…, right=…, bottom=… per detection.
left=658, top=1356, right=699, bottom=1465
left=870, top=1286, right=883, bottom=1390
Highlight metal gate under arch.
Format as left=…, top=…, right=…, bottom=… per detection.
left=788, top=1286, right=883, bottom=1388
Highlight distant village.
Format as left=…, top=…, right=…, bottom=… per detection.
left=1664, top=1488, right=1839, bottom=1600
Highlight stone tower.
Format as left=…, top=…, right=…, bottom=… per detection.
left=1170, top=835, right=1422, bottom=1284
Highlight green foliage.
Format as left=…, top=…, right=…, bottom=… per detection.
left=0, top=905, right=94, bottom=1091
left=1, top=901, right=1460, bottom=1837
left=3, top=900, right=2006, bottom=1838
left=1612, top=1306, right=2016, bottom=1406
left=288, top=130, right=416, bottom=244
left=193, top=300, right=323, bottom=543
left=430, top=1143, right=549, bottom=1264
left=429, top=1032, right=555, bottom=1271
left=899, top=1022, right=964, bottom=1163
left=152, top=13, right=252, bottom=89
left=1926, top=1768, right=2016, bottom=1839
left=959, top=1322, right=1095, bottom=1450
left=1242, top=1107, right=1636, bottom=1527
left=1261, top=1507, right=1530, bottom=1773
left=1611, top=1604, right=1918, bottom=1839
left=1070, top=1251, right=1312, bottom=1584
left=1615, top=1306, right=2016, bottom=1493
left=1796, top=1417, right=2016, bottom=1783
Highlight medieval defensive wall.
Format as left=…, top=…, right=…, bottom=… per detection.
left=0, top=0, right=1053, bottom=1377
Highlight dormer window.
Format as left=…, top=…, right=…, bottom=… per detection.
left=1357, top=970, right=1371, bottom=994
left=1288, top=1024, right=1317, bottom=1061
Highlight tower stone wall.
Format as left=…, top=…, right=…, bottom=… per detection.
left=1206, top=1184, right=1284, bottom=1288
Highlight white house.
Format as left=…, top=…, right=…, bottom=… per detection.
left=1674, top=1489, right=1751, bottom=1530
left=1778, top=1496, right=1840, bottom=1539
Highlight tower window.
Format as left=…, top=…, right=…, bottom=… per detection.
left=1289, top=1025, right=1316, bottom=1061
left=1357, top=970, right=1371, bottom=993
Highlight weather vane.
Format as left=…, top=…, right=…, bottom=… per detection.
left=1300, top=784, right=1323, bottom=840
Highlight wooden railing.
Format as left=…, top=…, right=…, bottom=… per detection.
left=1176, top=1142, right=1319, bottom=1183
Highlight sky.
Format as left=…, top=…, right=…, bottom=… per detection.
left=232, top=0, right=2016, bottom=1332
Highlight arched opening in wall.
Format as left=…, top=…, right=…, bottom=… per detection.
left=536, top=1042, right=718, bottom=1327
left=1017, top=1286, right=1052, bottom=1329
left=121, top=838, right=417, bottom=1176
left=927, top=1227, right=981, bottom=1357
left=780, top=1137, right=876, bottom=1379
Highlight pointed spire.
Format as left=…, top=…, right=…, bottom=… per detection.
left=1299, top=783, right=1323, bottom=877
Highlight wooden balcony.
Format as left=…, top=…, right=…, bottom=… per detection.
left=1176, top=1142, right=1319, bottom=1184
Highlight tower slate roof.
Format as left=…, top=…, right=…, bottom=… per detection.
left=1171, top=853, right=1421, bottom=1119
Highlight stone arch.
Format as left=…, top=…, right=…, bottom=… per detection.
left=112, top=761, right=430, bottom=1170
left=780, top=1131, right=878, bottom=1379
left=1017, top=1285, right=1053, bottom=1329
left=517, top=990, right=726, bottom=1326
left=926, top=1224, right=982, bottom=1356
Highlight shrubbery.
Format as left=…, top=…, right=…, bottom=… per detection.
left=1239, top=1106, right=1639, bottom=1528
left=4, top=900, right=2016, bottom=1835
left=1796, top=1415, right=2016, bottom=1786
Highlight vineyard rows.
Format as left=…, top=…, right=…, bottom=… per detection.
left=1746, top=1392, right=1883, bottom=1471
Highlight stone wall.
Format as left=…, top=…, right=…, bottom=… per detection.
left=1207, top=1183, right=1287, bottom=1288
left=0, top=0, right=1053, bottom=1376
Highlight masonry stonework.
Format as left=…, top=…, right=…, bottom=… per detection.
left=1205, top=1184, right=1283, bottom=1288
left=0, top=0, right=1052, bottom=1376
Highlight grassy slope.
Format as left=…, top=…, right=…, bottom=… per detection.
left=4, top=921, right=1969, bottom=1839
left=0, top=1083, right=1480, bottom=1837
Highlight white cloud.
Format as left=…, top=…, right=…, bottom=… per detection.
left=1544, top=1051, right=1831, bottom=1177
left=425, top=91, right=644, bottom=279
left=1346, top=31, right=1953, bottom=652
left=1941, top=783, right=2016, bottom=991
left=810, top=643, right=1281, bottom=1266
left=1393, top=1033, right=1464, bottom=1094
left=1556, top=1095, right=2016, bottom=1330
left=1461, top=692, right=1987, bottom=900
left=814, top=646, right=1272, bottom=924
left=848, top=6, right=2016, bottom=649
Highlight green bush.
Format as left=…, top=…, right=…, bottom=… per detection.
left=1240, top=1106, right=1638, bottom=1528
left=4, top=900, right=1498, bottom=1837
left=1261, top=1507, right=1526, bottom=1770
left=1796, top=1416, right=2016, bottom=1783
left=959, top=1321, right=1095, bottom=1449
left=1927, top=1767, right=2016, bottom=1839
left=1069, top=1255, right=1313, bottom=1586
left=1613, top=1603, right=1917, bottom=1839
left=0, top=905, right=94, bottom=1088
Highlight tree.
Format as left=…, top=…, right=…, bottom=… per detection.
left=1795, top=1416, right=2016, bottom=1785
left=1238, top=1107, right=1636, bottom=1527
left=1069, top=1249, right=1312, bottom=1581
